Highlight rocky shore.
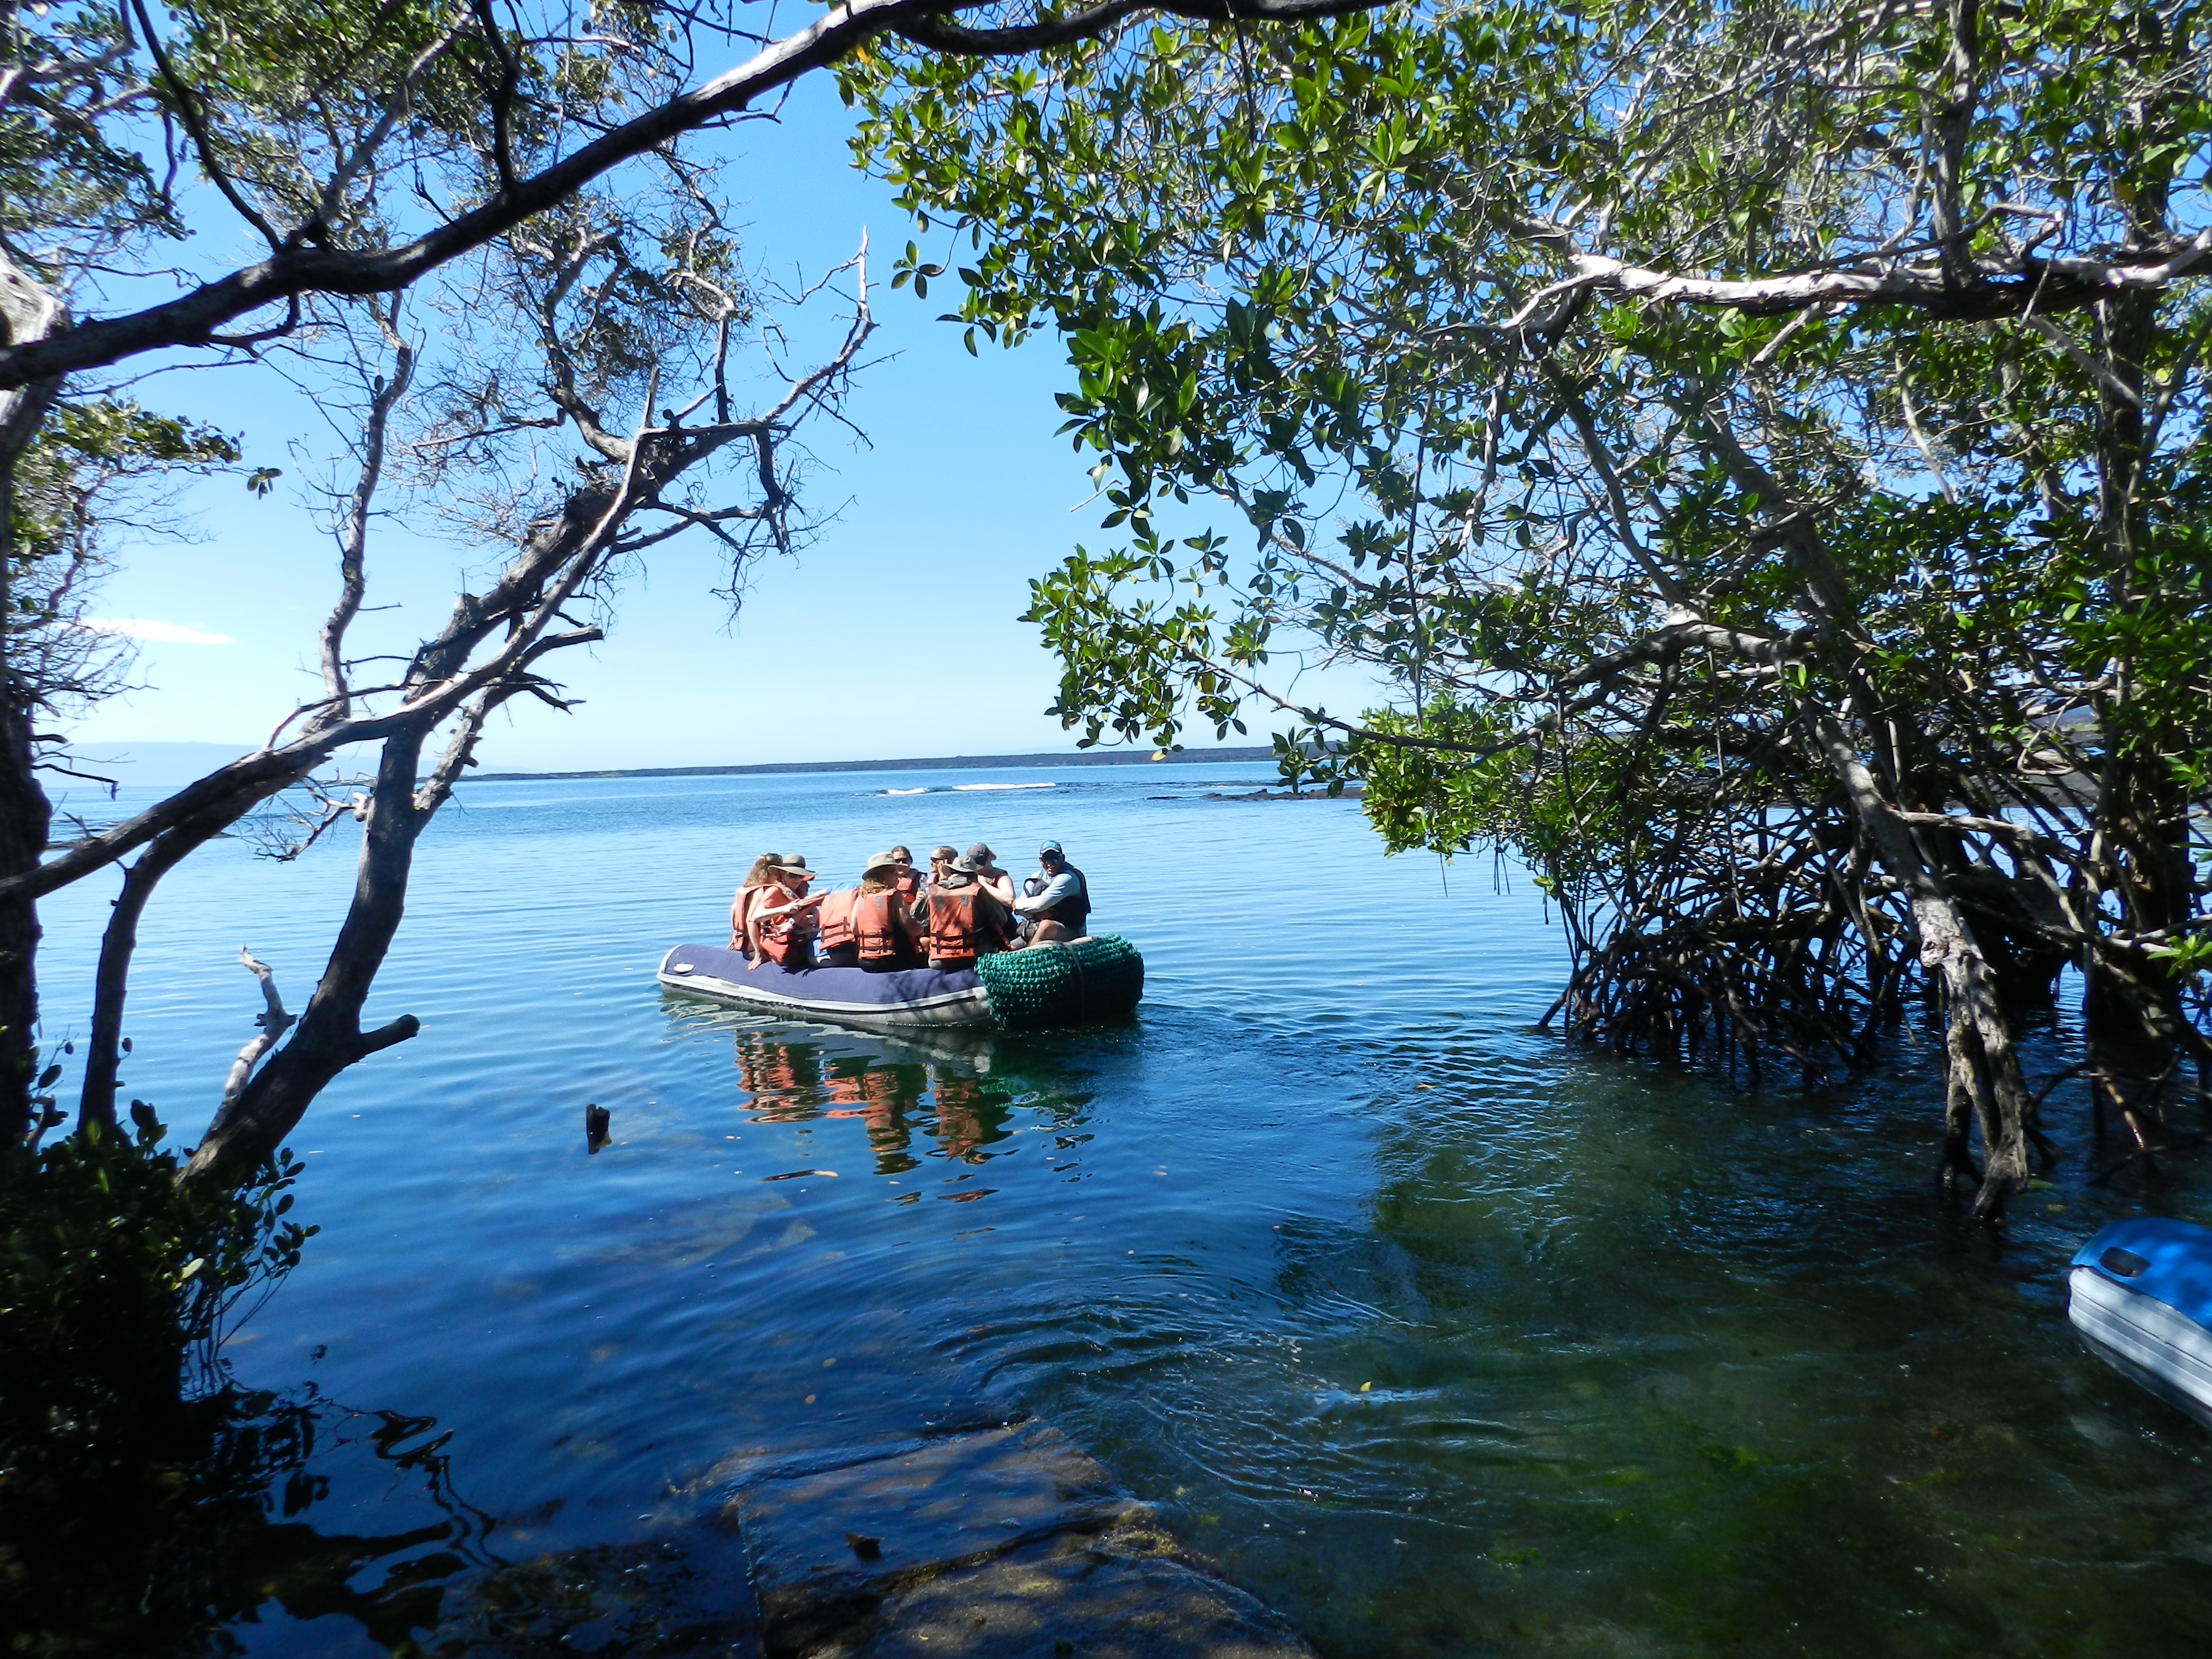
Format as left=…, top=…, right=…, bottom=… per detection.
left=719, top=1421, right=1315, bottom=1659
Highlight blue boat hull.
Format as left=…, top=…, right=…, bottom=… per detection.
left=658, top=944, right=992, bottom=1029
left=2067, top=1217, right=2212, bottom=1429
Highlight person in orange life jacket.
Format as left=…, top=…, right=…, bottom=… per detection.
left=1013, top=841, right=1089, bottom=945
left=912, top=845, right=969, bottom=938
left=849, top=850, right=926, bottom=971
left=924, top=844, right=957, bottom=894
left=742, top=857, right=813, bottom=963
left=815, top=874, right=863, bottom=968
left=888, top=846, right=924, bottom=905
left=776, top=853, right=824, bottom=948
left=812, top=854, right=892, bottom=968
left=745, top=856, right=824, bottom=969
left=919, top=853, right=1012, bottom=969
left=911, top=844, right=957, bottom=926
left=964, top=843, right=1016, bottom=909
left=729, top=853, right=782, bottom=953
left=904, top=847, right=951, bottom=941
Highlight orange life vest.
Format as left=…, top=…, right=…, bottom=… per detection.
left=817, top=889, right=858, bottom=951
left=925, top=885, right=987, bottom=960
left=893, top=868, right=922, bottom=902
left=743, top=883, right=804, bottom=964
left=853, top=890, right=905, bottom=962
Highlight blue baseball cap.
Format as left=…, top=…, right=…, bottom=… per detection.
left=1039, top=841, right=1064, bottom=855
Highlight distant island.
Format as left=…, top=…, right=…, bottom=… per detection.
left=461, top=745, right=1284, bottom=784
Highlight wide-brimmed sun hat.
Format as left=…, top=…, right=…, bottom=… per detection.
left=966, top=842, right=995, bottom=864
left=950, top=854, right=980, bottom=874
left=773, top=854, right=814, bottom=876
left=862, top=850, right=902, bottom=875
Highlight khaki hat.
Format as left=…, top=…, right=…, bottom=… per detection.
left=950, top=853, right=980, bottom=874
left=862, top=850, right=902, bottom=875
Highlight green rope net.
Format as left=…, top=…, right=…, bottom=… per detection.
left=975, top=935, right=1144, bottom=1032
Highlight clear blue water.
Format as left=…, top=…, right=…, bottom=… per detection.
left=33, top=762, right=2212, bottom=1655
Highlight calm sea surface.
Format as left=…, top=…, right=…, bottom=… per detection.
left=35, top=762, right=2212, bottom=1656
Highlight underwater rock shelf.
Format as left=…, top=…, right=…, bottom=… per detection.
left=722, top=1421, right=1315, bottom=1659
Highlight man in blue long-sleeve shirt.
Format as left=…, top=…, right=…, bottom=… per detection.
left=1013, top=841, right=1091, bottom=944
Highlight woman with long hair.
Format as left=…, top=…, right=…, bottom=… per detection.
left=728, top=854, right=782, bottom=953
left=745, top=858, right=825, bottom=969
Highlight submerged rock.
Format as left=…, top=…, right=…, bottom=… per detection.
left=725, top=1421, right=1314, bottom=1659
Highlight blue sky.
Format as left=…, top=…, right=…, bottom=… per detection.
left=65, top=72, right=1384, bottom=775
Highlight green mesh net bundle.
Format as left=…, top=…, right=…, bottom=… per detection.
left=976, top=935, right=1144, bottom=1031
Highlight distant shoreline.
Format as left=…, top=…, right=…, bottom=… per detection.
left=460, top=745, right=1283, bottom=784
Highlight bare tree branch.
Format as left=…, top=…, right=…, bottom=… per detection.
left=321, top=304, right=416, bottom=712
left=217, top=948, right=296, bottom=1115
left=1516, top=233, right=2212, bottom=324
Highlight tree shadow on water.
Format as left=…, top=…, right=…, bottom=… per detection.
left=1, top=1375, right=759, bottom=1658
left=1, top=1123, right=755, bottom=1658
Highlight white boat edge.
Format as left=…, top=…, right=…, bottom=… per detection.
left=2067, top=1265, right=2212, bottom=1428
left=656, top=956, right=995, bottom=1030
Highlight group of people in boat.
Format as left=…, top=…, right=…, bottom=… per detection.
left=729, top=840, right=1091, bottom=973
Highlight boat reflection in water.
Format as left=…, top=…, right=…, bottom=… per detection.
left=731, top=1019, right=1018, bottom=1178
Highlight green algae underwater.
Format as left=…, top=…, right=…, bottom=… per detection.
left=7, top=760, right=2210, bottom=1657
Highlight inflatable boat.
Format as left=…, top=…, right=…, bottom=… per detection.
left=655, top=935, right=1143, bottom=1034
left=2067, top=1216, right=2212, bottom=1428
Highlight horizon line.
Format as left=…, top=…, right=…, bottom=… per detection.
left=461, top=744, right=1286, bottom=784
